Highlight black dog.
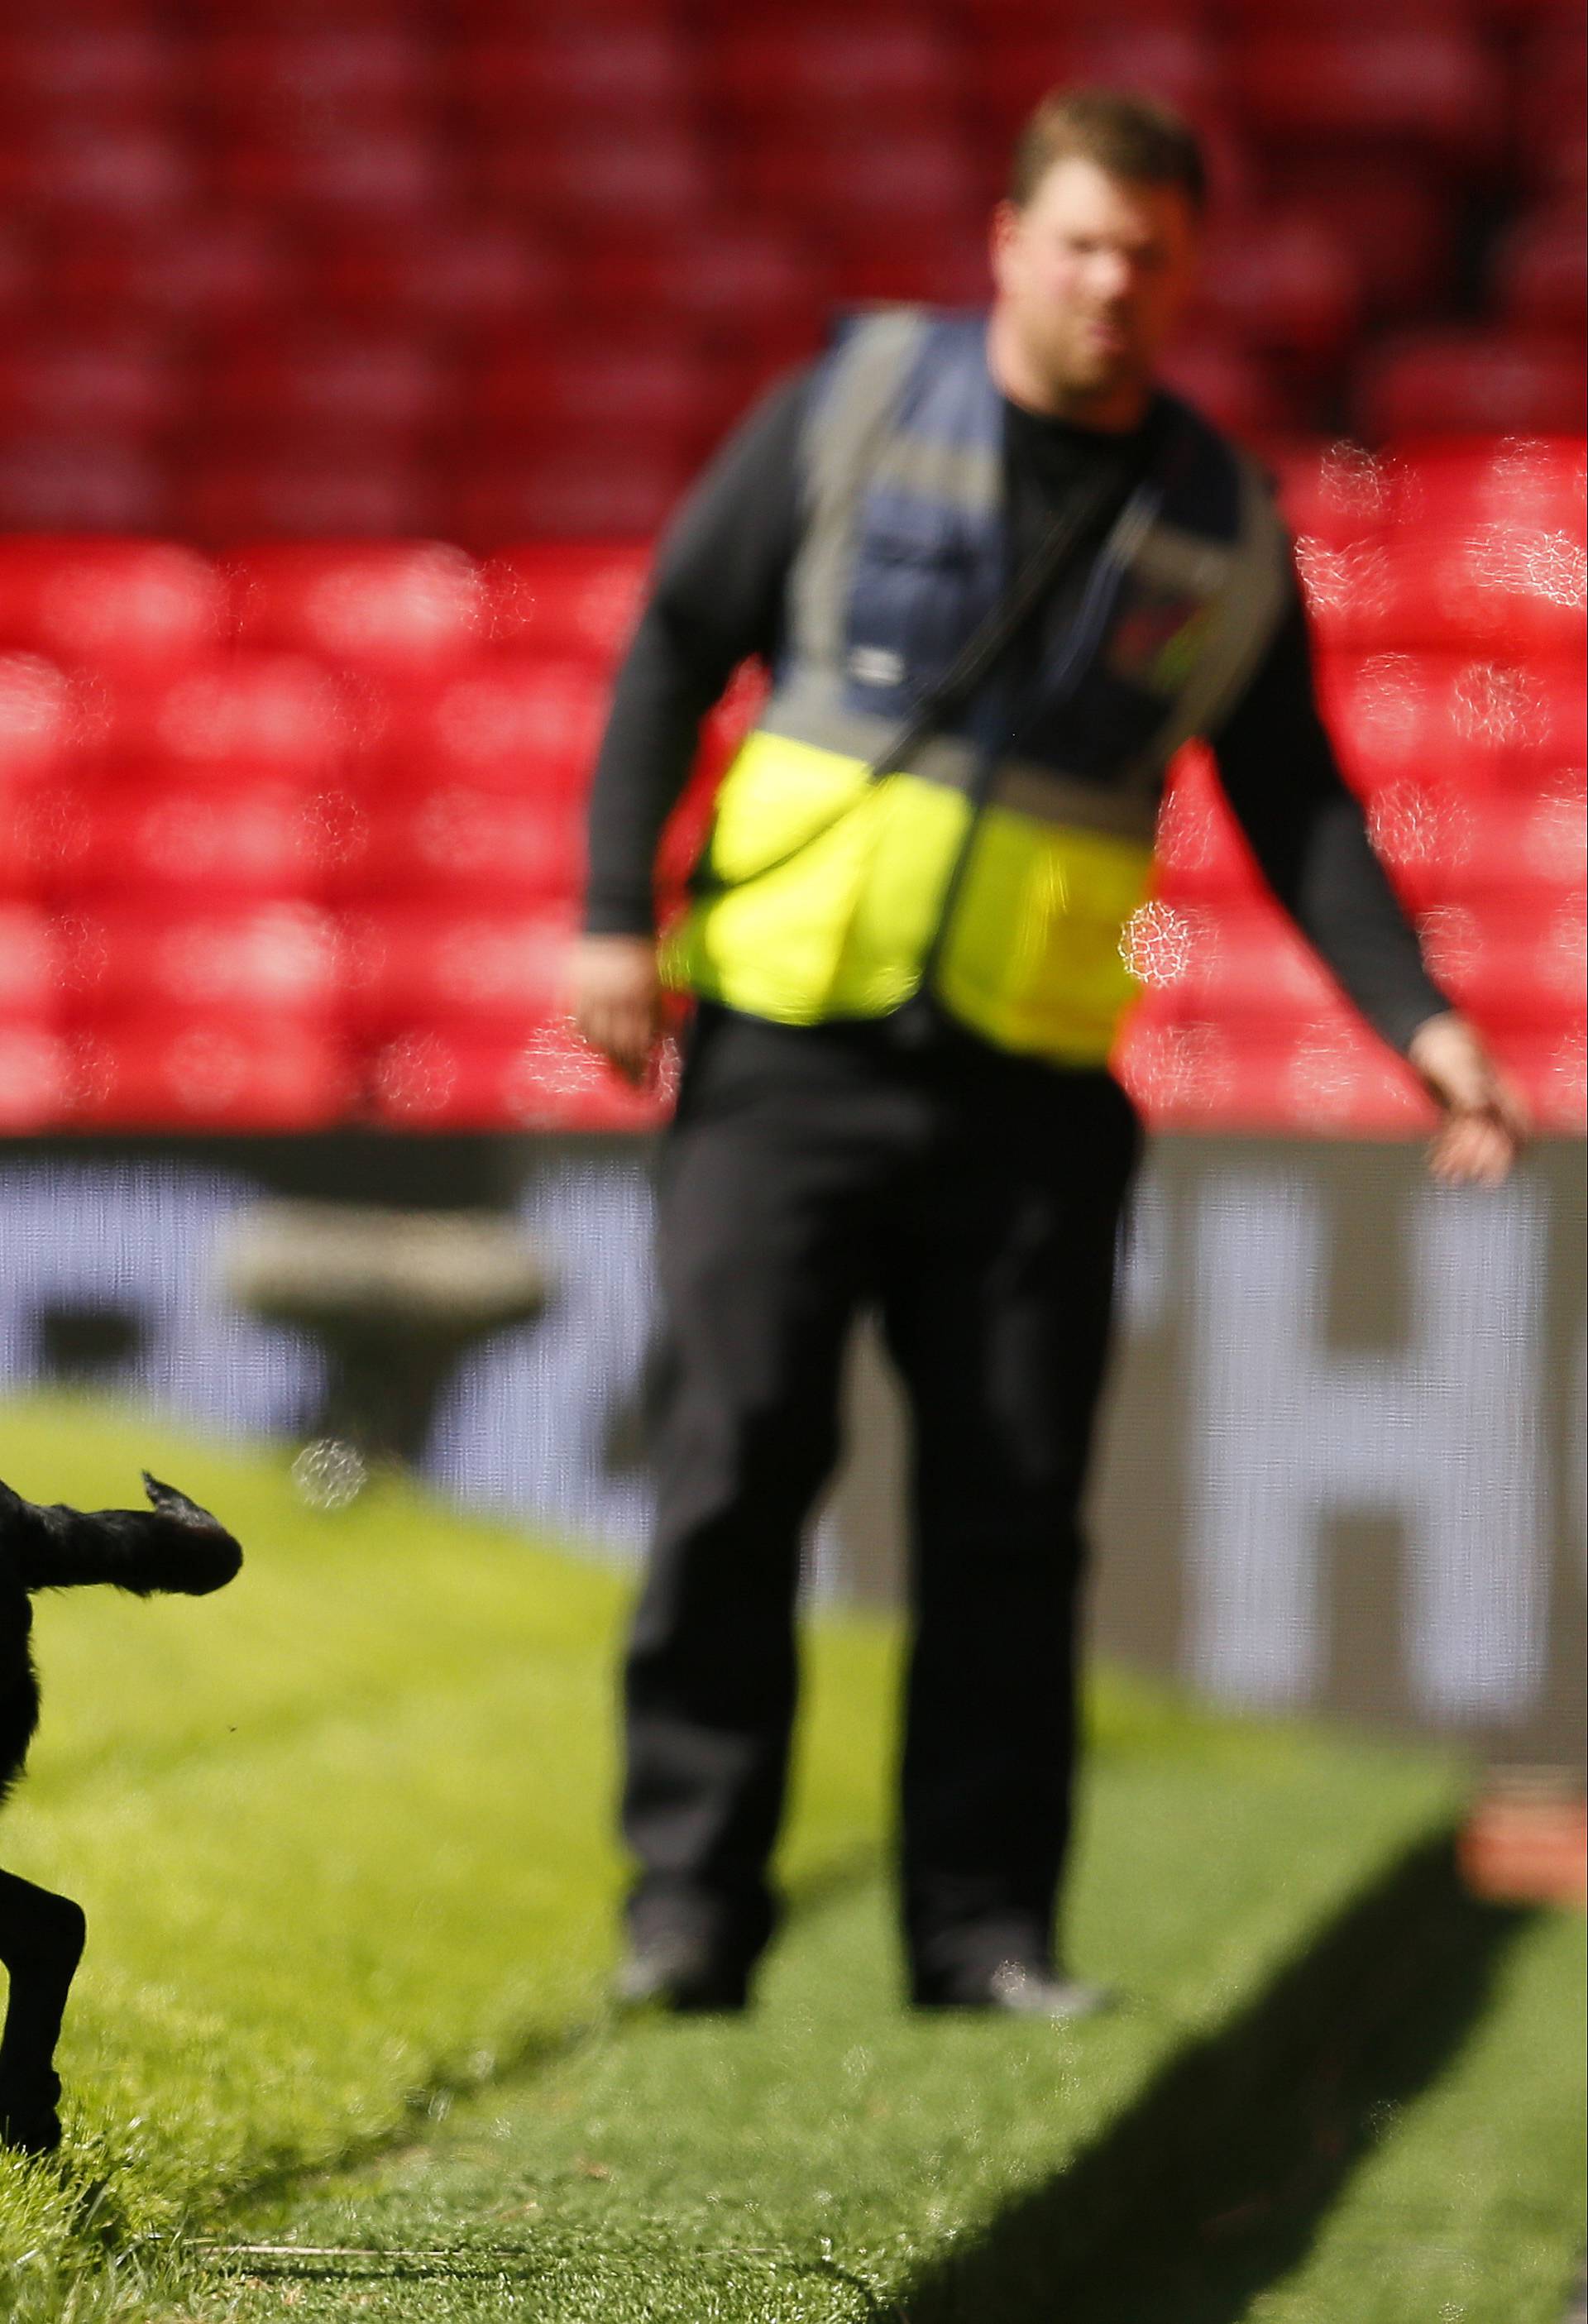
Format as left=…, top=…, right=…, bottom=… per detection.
left=0, top=1473, right=241, bottom=2154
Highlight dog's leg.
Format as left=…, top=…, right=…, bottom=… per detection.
left=0, top=1868, right=86, bottom=2153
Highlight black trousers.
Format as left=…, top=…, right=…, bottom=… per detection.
left=621, top=1003, right=1142, bottom=1985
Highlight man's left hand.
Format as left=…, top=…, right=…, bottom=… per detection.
left=1406, top=1011, right=1531, bottom=1186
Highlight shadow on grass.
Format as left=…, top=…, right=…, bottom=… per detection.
left=906, top=1834, right=1533, bottom=2324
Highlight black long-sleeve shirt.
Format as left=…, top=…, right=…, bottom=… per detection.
left=585, top=369, right=1449, bottom=1056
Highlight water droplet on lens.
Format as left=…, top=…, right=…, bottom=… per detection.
left=290, top=1437, right=369, bottom=1510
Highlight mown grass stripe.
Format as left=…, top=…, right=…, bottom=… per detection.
left=195, top=2238, right=894, bottom=2316
left=196, top=1786, right=1466, bottom=2324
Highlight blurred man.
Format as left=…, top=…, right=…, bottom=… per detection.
left=573, top=90, right=1527, bottom=2016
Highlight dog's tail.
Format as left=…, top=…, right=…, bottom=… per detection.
left=0, top=1473, right=242, bottom=1597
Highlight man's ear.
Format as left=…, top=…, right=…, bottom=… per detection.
left=989, top=199, right=1022, bottom=297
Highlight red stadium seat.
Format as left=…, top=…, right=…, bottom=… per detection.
left=220, top=127, right=455, bottom=219
left=1436, top=777, right=1587, bottom=902
left=0, top=127, right=193, bottom=219
left=969, top=35, right=1075, bottom=141
left=1454, top=657, right=1588, bottom=777
left=1531, top=1030, right=1588, bottom=1132
left=464, top=335, right=718, bottom=450
left=708, top=22, right=959, bottom=127
left=366, top=1021, right=665, bottom=1133
left=1418, top=900, right=1586, bottom=1033
left=50, top=216, right=303, bottom=322
left=0, top=227, right=36, bottom=316
left=1235, top=26, right=1498, bottom=165
left=952, top=0, right=1083, bottom=29
left=67, top=1013, right=352, bottom=1129
left=346, top=779, right=582, bottom=905
left=42, top=776, right=332, bottom=900
left=1064, top=18, right=1226, bottom=119
left=1278, top=433, right=1586, bottom=558
left=1217, top=0, right=1500, bottom=16
left=182, top=0, right=438, bottom=24
left=365, top=658, right=610, bottom=792
left=485, top=546, right=649, bottom=663
left=0, top=29, right=179, bottom=118
left=95, top=653, right=354, bottom=778
left=446, top=451, right=688, bottom=546
left=315, top=222, right=566, bottom=329
left=67, top=901, right=341, bottom=1014
left=1160, top=337, right=1297, bottom=440
left=1319, top=651, right=1585, bottom=801
left=1265, top=1029, right=1434, bottom=1136
left=1265, top=165, right=1456, bottom=314
left=481, top=130, right=715, bottom=227
left=1273, top=439, right=1403, bottom=545
left=732, top=131, right=983, bottom=231
left=0, top=653, right=79, bottom=784
left=341, top=904, right=574, bottom=1032
left=0, top=539, right=224, bottom=669
left=1399, top=435, right=1586, bottom=538
left=1356, top=331, right=1588, bottom=441
left=1513, top=17, right=1588, bottom=194
left=1193, top=211, right=1361, bottom=358
left=1119, top=896, right=1346, bottom=1023
left=1226, top=1011, right=1588, bottom=1136
left=0, top=333, right=185, bottom=435
left=451, top=0, right=690, bottom=31
left=0, top=1024, right=70, bottom=1131
left=453, top=28, right=697, bottom=125
left=1491, top=202, right=1588, bottom=332
left=0, top=904, right=62, bottom=1017
left=1115, top=1007, right=1434, bottom=1136
left=1152, top=745, right=1265, bottom=909
left=1298, top=527, right=1588, bottom=656
left=1294, top=441, right=1586, bottom=654
left=827, top=236, right=992, bottom=313
left=193, top=30, right=433, bottom=129
left=200, top=330, right=452, bottom=438
left=179, top=450, right=435, bottom=544
left=229, top=545, right=487, bottom=670
left=573, top=229, right=828, bottom=354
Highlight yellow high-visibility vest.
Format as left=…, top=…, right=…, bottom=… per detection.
left=665, top=310, right=1289, bottom=1068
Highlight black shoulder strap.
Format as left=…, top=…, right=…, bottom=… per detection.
left=867, top=456, right=1138, bottom=782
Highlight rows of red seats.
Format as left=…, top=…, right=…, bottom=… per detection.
left=0, top=438, right=1581, bottom=1139
left=0, top=537, right=665, bottom=1132
left=0, top=6, right=1582, bottom=541
left=1124, top=434, right=1586, bottom=1130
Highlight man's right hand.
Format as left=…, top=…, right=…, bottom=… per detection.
left=1407, top=1011, right=1531, bottom=1186
left=569, top=934, right=664, bottom=1086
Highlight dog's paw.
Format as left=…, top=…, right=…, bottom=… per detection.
left=0, top=2072, right=62, bottom=2156
left=140, top=1475, right=242, bottom=1592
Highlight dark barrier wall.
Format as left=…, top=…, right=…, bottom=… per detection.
left=1, top=1133, right=1581, bottom=1768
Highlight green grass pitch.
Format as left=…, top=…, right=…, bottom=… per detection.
left=0, top=1394, right=1577, bottom=2322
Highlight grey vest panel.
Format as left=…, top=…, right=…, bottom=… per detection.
left=768, top=308, right=1291, bottom=849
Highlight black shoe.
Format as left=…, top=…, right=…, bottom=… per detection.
left=911, top=1959, right=1112, bottom=2020
left=614, top=1931, right=752, bottom=2014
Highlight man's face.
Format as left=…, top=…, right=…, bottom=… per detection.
left=991, top=155, right=1200, bottom=417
